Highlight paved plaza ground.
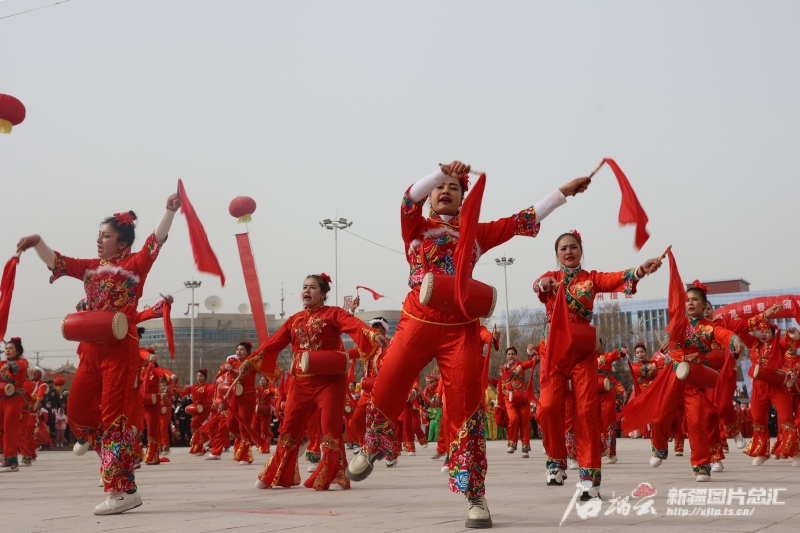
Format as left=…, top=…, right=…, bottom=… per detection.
left=3, top=438, right=799, bottom=533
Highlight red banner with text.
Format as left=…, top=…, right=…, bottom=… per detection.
left=235, top=233, right=270, bottom=345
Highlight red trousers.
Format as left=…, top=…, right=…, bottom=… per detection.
left=401, top=404, right=428, bottom=452
left=436, top=397, right=451, bottom=456
left=143, top=404, right=161, bottom=463
left=254, top=411, right=272, bottom=453
left=744, top=380, right=799, bottom=458
left=210, top=412, right=230, bottom=455
left=719, top=367, right=741, bottom=437
left=67, top=336, right=139, bottom=492
left=704, top=390, right=725, bottom=462
left=538, top=349, right=601, bottom=487
left=353, top=391, right=370, bottom=447
left=599, top=390, right=616, bottom=457
left=159, top=409, right=171, bottom=448
left=506, top=400, right=531, bottom=453
left=18, top=413, right=36, bottom=463
left=365, top=301, right=486, bottom=496
left=258, top=375, right=349, bottom=491
left=0, top=396, right=23, bottom=468
left=672, top=403, right=685, bottom=453
left=189, top=409, right=211, bottom=454
left=651, top=370, right=710, bottom=475
left=227, top=392, right=257, bottom=463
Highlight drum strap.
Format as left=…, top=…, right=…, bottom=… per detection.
left=402, top=309, right=477, bottom=326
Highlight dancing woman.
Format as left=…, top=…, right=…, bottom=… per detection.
left=491, top=346, right=535, bottom=457
left=181, top=369, right=214, bottom=455
left=534, top=230, right=663, bottom=498
left=0, top=338, right=28, bottom=472
left=16, top=194, right=179, bottom=514
left=346, top=160, right=589, bottom=528
left=239, top=274, right=388, bottom=491
left=649, top=284, right=746, bottom=481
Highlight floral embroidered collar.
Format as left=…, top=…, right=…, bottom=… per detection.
left=429, top=207, right=460, bottom=227
left=304, top=302, right=324, bottom=314
left=560, top=264, right=582, bottom=282
left=99, top=246, right=132, bottom=266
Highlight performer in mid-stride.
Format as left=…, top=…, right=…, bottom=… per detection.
left=534, top=230, right=663, bottom=499
left=15, top=192, right=180, bottom=514
left=346, top=160, right=590, bottom=528
left=239, top=274, right=388, bottom=491
left=0, top=338, right=28, bottom=473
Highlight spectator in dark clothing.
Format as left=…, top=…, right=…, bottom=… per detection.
left=176, top=399, right=192, bottom=446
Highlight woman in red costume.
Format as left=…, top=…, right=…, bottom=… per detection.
left=737, top=317, right=800, bottom=466
left=254, top=375, right=275, bottom=454
left=351, top=317, right=389, bottom=453
left=221, top=341, right=259, bottom=465
left=158, top=376, right=175, bottom=455
left=140, top=352, right=177, bottom=465
left=239, top=274, right=388, bottom=491
left=628, top=343, right=661, bottom=438
left=347, top=160, right=589, bottom=528
left=534, top=230, right=663, bottom=499
left=649, top=284, right=746, bottom=481
left=182, top=368, right=214, bottom=455
left=16, top=194, right=179, bottom=514
left=0, top=338, right=28, bottom=473
left=492, top=346, right=535, bottom=458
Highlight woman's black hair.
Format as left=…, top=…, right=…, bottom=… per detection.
left=555, top=232, right=582, bottom=252
left=686, top=287, right=708, bottom=304
left=238, top=340, right=252, bottom=355
left=7, top=338, right=23, bottom=355
left=506, top=346, right=518, bottom=356
left=634, top=343, right=647, bottom=353
left=137, top=327, right=146, bottom=337
left=101, top=211, right=138, bottom=249
left=197, top=368, right=208, bottom=378
left=305, top=275, right=331, bottom=302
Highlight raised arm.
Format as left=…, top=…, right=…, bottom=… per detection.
left=332, top=308, right=387, bottom=362
left=243, top=319, right=294, bottom=378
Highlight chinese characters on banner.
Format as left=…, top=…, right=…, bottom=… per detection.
left=343, top=295, right=353, bottom=311
left=596, top=294, right=634, bottom=301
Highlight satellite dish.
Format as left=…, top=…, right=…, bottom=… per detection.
left=205, top=295, right=224, bottom=313
left=238, top=303, right=250, bottom=314
left=263, top=302, right=272, bottom=313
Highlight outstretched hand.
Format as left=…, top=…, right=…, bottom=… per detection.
left=16, top=235, right=41, bottom=254
left=765, top=301, right=788, bottom=319
left=558, top=177, right=591, bottom=198
left=167, top=193, right=181, bottom=212
left=376, top=334, right=390, bottom=349
left=441, top=160, right=470, bottom=178
left=239, top=361, right=252, bottom=376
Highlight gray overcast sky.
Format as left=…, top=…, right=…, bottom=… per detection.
left=2, top=0, right=798, bottom=367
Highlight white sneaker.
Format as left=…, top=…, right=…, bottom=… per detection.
left=752, top=456, right=768, bottom=466
left=328, top=483, right=345, bottom=491
left=507, top=446, right=515, bottom=454
left=162, top=448, right=170, bottom=456
left=522, top=452, right=529, bottom=458
left=307, top=464, right=317, bottom=473
left=98, top=478, right=104, bottom=487
left=695, top=474, right=711, bottom=482
left=675, top=452, right=683, bottom=456
left=792, top=457, right=800, bottom=467
left=239, top=461, right=250, bottom=465
left=0, top=465, right=19, bottom=473
left=465, top=494, right=492, bottom=528
left=74, top=441, right=91, bottom=456
left=440, top=465, right=448, bottom=473
left=734, top=433, right=746, bottom=449
left=205, top=454, right=221, bottom=461
left=711, top=461, right=724, bottom=472
left=567, top=457, right=579, bottom=470
left=579, top=481, right=602, bottom=501
left=407, top=452, right=416, bottom=456
left=605, top=455, right=618, bottom=464
left=650, top=457, right=662, bottom=467
left=19, top=461, right=32, bottom=467
left=421, top=442, right=428, bottom=449
left=93, top=490, right=143, bottom=515
left=255, top=479, right=268, bottom=489
left=386, top=459, right=397, bottom=468
left=546, top=467, right=567, bottom=486
left=431, top=451, right=444, bottom=460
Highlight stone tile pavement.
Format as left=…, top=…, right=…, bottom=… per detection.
left=2, top=439, right=798, bottom=532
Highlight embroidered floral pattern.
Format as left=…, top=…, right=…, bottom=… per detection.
left=580, top=467, right=601, bottom=488
left=622, top=267, right=637, bottom=295
left=546, top=457, right=567, bottom=469
left=100, top=416, right=137, bottom=492
left=565, top=428, right=576, bottom=459
left=652, top=446, right=668, bottom=459
left=447, top=404, right=487, bottom=497
left=259, top=432, right=302, bottom=488
left=364, top=400, right=398, bottom=460
left=512, top=206, right=540, bottom=237
left=743, top=423, right=769, bottom=458
left=309, top=433, right=350, bottom=491
left=692, top=464, right=711, bottom=477
left=709, top=442, right=725, bottom=462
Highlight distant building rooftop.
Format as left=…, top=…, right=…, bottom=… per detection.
left=685, top=278, right=751, bottom=295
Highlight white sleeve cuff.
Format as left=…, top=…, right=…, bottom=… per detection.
left=533, top=189, right=567, bottom=223
left=408, top=169, right=449, bottom=204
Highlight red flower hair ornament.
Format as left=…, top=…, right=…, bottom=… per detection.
left=692, top=280, right=708, bottom=294
left=113, top=212, right=135, bottom=227
left=319, top=273, right=332, bottom=284
left=241, top=340, right=253, bottom=349
left=570, top=230, right=582, bottom=242
left=9, top=337, right=21, bottom=343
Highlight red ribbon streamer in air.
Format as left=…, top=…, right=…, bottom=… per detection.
left=0, top=256, right=20, bottom=342
left=356, top=286, right=385, bottom=300
left=540, top=282, right=573, bottom=387
left=452, top=173, right=486, bottom=318
left=177, top=180, right=226, bottom=286
left=163, top=301, right=175, bottom=359
left=664, top=247, right=687, bottom=354
left=601, top=159, right=650, bottom=250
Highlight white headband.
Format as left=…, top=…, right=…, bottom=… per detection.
left=34, top=366, right=45, bottom=375
left=226, top=355, right=238, bottom=361
left=369, top=318, right=390, bottom=332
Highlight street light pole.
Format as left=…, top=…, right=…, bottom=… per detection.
left=494, top=256, right=515, bottom=348
left=319, top=218, right=353, bottom=308
left=184, top=280, right=202, bottom=380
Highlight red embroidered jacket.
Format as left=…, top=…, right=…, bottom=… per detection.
left=246, top=304, right=380, bottom=380
left=0, top=356, right=28, bottom=399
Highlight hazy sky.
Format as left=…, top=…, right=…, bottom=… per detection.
left=2, top=1, right=798, bottom=367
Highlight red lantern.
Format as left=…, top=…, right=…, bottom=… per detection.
left=53, top=377, right=66, bottom=387
left=46, top=372, right=51, bottom=377
left=0, top=94, right=26, bottom=134
left=67, top=375, right=72, bottom=380
left=229, top=196, right=257, bottom=224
